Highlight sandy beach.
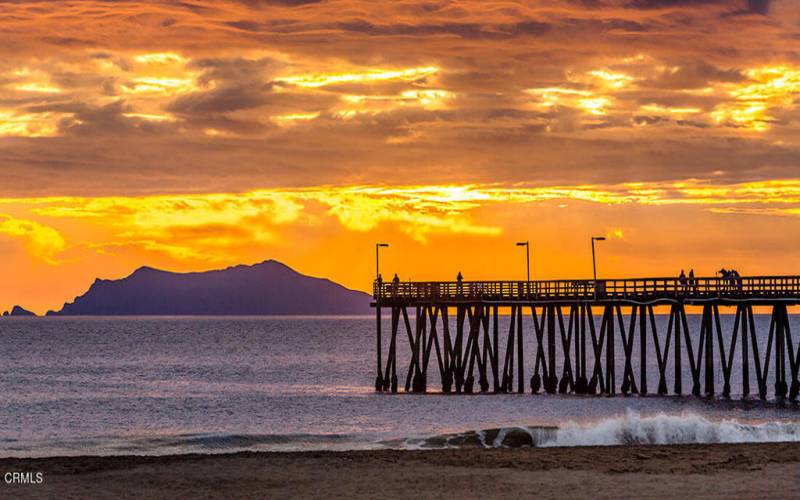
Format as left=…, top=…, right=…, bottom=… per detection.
left=2, top=442, right=799, bottom=499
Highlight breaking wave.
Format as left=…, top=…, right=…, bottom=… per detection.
left=398, top=410, right=800, bottom=449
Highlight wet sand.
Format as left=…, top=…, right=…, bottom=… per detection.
left=2, top=443, right=799, bottom=499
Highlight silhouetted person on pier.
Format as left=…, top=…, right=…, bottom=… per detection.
left=732, top=269, right=743, bottom=290
left=718, top=268, right=743, bottom=291
left=688, top=269, right=697, bottom=293
left=456, top=271, right=463, bottom=296
left=376, top=274, right=383, bottom=297
left=679, top=270, right=687, bottom=293
left=392, top=273, right=400, bottom=297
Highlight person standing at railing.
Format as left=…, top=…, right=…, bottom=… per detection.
left=392, top=273, right=400, bottom=297
left=376, top=274, right=383, bottom=298
left=688, top=269, right=697, bottom=293
left=732, top=269, right=743, bottom=291
left=679, top=269, right=687, bottom=294
left=456, top=271, right=464, bottom=297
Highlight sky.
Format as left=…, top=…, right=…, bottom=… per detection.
left=2, top=0, right=800, bottom=313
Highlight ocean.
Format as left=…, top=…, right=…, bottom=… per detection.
left=1, top=315, right=800, bottom=457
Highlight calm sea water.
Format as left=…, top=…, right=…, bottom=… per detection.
left=1, top=315, right=800, bottom=457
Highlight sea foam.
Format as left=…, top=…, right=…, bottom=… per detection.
left=404, top=410, right=800, bottom=449
left=543, top=410, right=800, bottom=447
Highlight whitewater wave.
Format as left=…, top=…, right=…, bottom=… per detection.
left=398, top=411, right=800, bottom=449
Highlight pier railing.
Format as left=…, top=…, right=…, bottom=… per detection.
left=373, top=276, right=800, bottom=302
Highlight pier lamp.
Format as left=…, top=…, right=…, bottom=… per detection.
left=375, top=243, right=389, bottom=280
left=591, top=236, right=606, bottom=299
left=516, top=241, right=530, bottom=296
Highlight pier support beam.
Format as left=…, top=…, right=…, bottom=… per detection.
left=558, top=306, right=574, bottom=394
left=619, top=305, right=637, bottom=396
left=640, top=305, right=648, bottom=395
left=674, top=305, right=682, bottom=395
left=774, top=304, right=788, bottom=401
left=382, top=306, right=400, bottom=393
left=588, top=305, right=604, bottom=394
left=502, top=306, right=516, bottom=393
left=517, top=305, right=524, bottom=393
left=530, top=306, right=546, bottom=394
left=546, top=306, right=558, bottom=394
left=741, top=305, right=750, bottom=398
left=715, top=304, right=735, bottom=398
left=605, top=305, right=615, bottom=395
left=375, top=305, right=383, bottom=391
left=442, top=306, right=453, bottom=393
left=492, top=306, right=500, bottom=393
left=574, top=305, right=588, bottom=394
left=785, top=304, right=800, bottom=401
left=653, top=304, right=670, bottom=396
left=703, top=305, right=714, bottom=396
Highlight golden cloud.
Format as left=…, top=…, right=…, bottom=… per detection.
left=525, top=66, right=636, bottom=117
left=0, top=110, right=68, bottom=137
left=0, top=178, right=796, bottom=266
left=711, top=66, right=800, bottom=131
left=0, top=215, right=65, bottom=264
left=275, top=66, right=439, bottom=88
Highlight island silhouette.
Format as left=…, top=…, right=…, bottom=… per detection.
left=44, top=259, right=371, bottom=316
left=2, top=305, right=36, bottom=317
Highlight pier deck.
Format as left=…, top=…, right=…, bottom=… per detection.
left=373, top=276, right=800, bottom=306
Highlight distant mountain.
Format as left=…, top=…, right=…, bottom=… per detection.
left=47, top=260, right=372, bottom=316
left=2, top=305, right=36, bottom=317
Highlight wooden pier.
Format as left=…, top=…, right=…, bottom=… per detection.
left=372, top=276, right=800, bottom=401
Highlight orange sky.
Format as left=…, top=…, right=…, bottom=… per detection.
left=2, top=0, right=800, bottom=314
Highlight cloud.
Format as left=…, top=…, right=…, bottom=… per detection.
left=0, top=0, right=798, bottom=198
left=748, top=0, right=770, bottom=15
left=7, top=178, right=800, bottom=256
left=0, top=215, right=65, bottom=264
left=168, top=85, right=270, bottom=114
left=623, top=0, right=727, bottom=9
left=233, top=0, right=324, bottom=6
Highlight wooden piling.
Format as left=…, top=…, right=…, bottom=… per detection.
left=548, top=305, right=557, bottom=394
left=375, top=305, right=383, bottom=391
left=517, top=305, right=524, bottom=393
left=741, top=305, right=750, bottom=398
left=674, top=305, right=682, bottom=395
left=605, top=306, right=615, bottom=395
left=640, top=304, right=647, bottom=395
left=704, top=304, right=714, bottom=396
left=492, top=305, right=499, bottom=392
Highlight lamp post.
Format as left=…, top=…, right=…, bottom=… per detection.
left=516, top=241, right=530, bottom=296
left=375, top=243, right=389, bottom=280
left=591, top=236, right=606, bottom=299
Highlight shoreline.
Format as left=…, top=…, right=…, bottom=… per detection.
left=2, top=442, right=799, bottom=498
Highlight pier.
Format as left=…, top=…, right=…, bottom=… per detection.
left=372, top=276, right=800, bottom=401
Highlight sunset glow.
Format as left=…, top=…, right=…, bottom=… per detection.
left=2, top=0, right=800, bottom=314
